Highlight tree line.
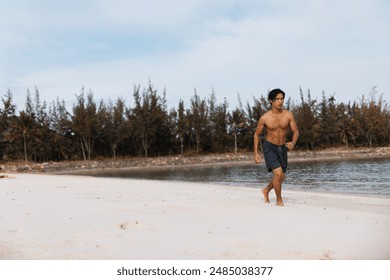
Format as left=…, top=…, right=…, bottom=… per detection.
left=1, top=83, right=389, bottom=163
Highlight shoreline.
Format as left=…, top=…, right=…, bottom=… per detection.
left=1, top=146, right=390, bottom=175
left=1, top=173, right=389, bottom=260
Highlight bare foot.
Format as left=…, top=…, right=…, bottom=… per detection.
left=276, top=199, right=284, bottom=206
left=261, top=188, right=270, bottom=203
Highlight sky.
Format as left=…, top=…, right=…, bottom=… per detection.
left=1, top=0, right=389, bottom=111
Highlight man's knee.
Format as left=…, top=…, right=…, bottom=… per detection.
left=273, top=167, right=284, bottom=179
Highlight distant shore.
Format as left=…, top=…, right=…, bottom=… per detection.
left=1, top=146, right=389, bottom=175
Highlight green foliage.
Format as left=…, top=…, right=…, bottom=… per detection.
left=130, top=82, right=172, bottom=157
left=292, top=88, right=320, bottom=150
left=0, top=84, right=389, bottom=162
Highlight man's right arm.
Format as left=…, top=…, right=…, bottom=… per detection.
left=254, top=117, right=265, bottom=163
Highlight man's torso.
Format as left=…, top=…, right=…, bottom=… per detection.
left=263, top=110, right=290, bottom=146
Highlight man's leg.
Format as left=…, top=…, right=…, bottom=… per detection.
left=272, top=167, right=285, bottom=206
left=262, top=181, right=273, bottom=203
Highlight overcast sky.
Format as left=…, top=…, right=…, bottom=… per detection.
left=1, top=0, right=389, bottom=111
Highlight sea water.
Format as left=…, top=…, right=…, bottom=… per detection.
left=92, top=157, right=390, bottom=197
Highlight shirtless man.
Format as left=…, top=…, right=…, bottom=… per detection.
left=254, top=88, right=299, bottom=206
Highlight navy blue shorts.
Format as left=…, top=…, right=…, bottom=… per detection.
left=263, top=141, right=288, bottom=173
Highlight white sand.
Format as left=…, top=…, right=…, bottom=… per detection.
left=0, top=173, right=389, bottom=260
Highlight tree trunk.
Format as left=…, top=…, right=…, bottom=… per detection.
left=23, top=133, right=28, bottom=163
left=112, top=143, right=117, bottom=160
left=234, top=130, right=238, bottom=153
left=80, top=138, right=86, bottom=161
left=142, top=136, right=149, bottom=158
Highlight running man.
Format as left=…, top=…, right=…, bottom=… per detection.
left=254, top=88, right=299, bottom=206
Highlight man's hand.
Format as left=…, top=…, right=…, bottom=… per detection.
left=254, top=153, right=262, bottom=164
left=285, top=142, right=295, bottom=150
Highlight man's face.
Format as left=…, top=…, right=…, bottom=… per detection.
left=272, top=93, right=284, bottom=109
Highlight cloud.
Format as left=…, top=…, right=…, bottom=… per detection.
left=1, top=0, right=389, bottom=111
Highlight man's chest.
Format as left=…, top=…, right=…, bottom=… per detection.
left=265, top=116, right=290, bottom=130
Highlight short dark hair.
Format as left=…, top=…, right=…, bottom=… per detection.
left=268, top=88, right=285, bottom=102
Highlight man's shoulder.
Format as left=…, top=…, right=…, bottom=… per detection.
left=282, top=109, right=293, bottom=116
left=260, top=111, right=271, bottom=122
left=262, top=111, right=272, bottom=118
left=263, top=109, right=291, bottom=117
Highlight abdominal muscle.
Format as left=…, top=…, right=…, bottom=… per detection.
left=265, top=128, right=287, bottom=146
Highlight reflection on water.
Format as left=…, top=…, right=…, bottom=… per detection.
left=286, top=158, right=390, bottom=195
left=92, top=157, right=390, bottom=196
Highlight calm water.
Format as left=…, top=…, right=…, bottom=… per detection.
left=91, top=157, right=390, bottom=197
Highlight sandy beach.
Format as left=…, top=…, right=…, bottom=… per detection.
left=1, top=173, right=389, bottom=260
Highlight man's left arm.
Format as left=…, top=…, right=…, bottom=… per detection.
left=286, top=112, right=299, bottom=150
